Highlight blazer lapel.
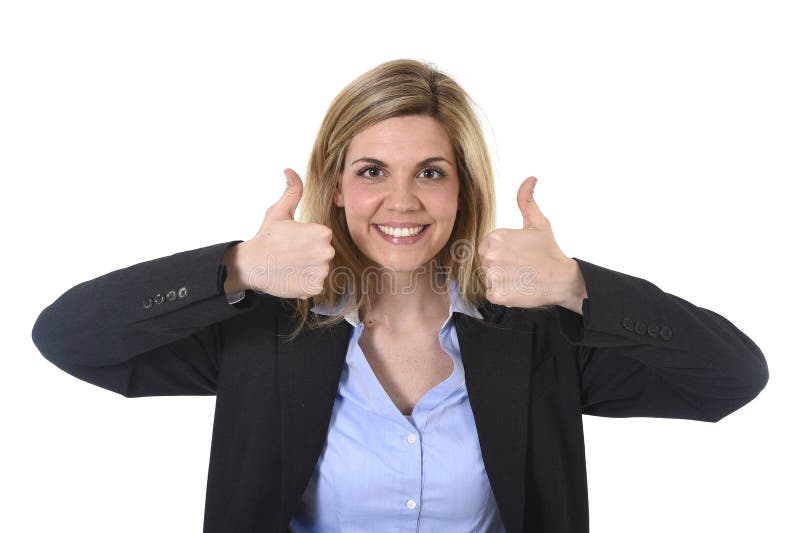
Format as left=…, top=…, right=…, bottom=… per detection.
left=455, top=303, right=535, bottom=533
left=276, top=308, right=353, bottom=523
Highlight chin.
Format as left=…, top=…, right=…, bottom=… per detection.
left=364, top=253, right=439, bottom=274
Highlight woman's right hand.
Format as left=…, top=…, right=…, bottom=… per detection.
left=230, top=168, right=336, bottom=299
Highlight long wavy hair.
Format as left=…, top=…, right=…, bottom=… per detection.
left=283, top=58, right=516, bottom=341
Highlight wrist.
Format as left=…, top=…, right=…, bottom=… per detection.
left=556, top=258, right=587, bottom=315
left=222, top=242, right=250, bottom=294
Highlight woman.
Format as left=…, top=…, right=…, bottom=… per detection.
left=31, top=59, right=768, bottom=533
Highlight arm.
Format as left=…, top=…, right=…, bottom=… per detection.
left=553, top=258, right=769, bottom=422
left=31, top=240, right=266, bottom=398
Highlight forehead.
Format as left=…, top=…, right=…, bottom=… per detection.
left=347, top=115, right=453, bottom=160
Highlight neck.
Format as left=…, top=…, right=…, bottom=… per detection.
left=359, top=262, right=451, bottom=330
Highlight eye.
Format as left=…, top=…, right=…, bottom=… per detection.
left=355, top=165, right=448, bottom=180
left=356, top=165, right=384, bottom=179
left=420, top=166, right=447, bottom=179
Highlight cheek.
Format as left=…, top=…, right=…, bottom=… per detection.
left=431, top=192, right=460, bottom=218
left=342, top=200, right=374, bottom=228
left=346, top=189, right=381, bottom=214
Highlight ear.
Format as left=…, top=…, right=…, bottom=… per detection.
left=334, top=178, right=344, bottom=207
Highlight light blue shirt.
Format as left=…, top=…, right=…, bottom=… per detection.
left=287, top=279, right=506, bottom=533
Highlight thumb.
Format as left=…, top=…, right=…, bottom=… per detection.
left=516, top=176, right=547, bottom=229
left=266, top=168, right=304, bottom=221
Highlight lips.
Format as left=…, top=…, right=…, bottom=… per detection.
left=373, top=222, right=430, bottom=228
left=372, top=223, right=430, bottom=242
left=374, top=224, right=429, bottom=236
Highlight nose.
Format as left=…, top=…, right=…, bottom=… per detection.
left=384, top=178, right=422, bottom=212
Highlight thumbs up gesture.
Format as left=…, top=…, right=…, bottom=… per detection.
left=477, top=176, right=586, bottom=310
left=234, top=168, right=336, bottom=299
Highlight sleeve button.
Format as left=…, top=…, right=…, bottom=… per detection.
left=166, top=290, right=177, bottom=302
left=647, top=324, right=659, bottom=337
left=154, top=293, right=164, bottom=304
left=142, top=297, right=153, bottom=309
left=622, top=317, right=634, bottom=331
left=634, top=320, right=647, bottom=335
left=660, top=326, right=673, bottom=341
left=178, top=287, right=188, bottom=298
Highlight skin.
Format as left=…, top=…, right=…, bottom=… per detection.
left=334, top=114, right=461, bottom=331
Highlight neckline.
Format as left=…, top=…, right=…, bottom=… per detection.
left=312, top=278, right=484, bottom=327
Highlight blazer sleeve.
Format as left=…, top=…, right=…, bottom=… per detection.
left=31, top=240, right=265, bottom=398
left=553, top=257, right=769, bottom=423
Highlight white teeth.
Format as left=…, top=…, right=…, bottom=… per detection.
left=377, top=224, right=425, bottom=237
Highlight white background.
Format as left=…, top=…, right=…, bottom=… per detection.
left=3, top=1, right=797, bottom=531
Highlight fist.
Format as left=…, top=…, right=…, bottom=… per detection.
left=238, top=168, right=336, bottom=299
left=477, top=176, right=579, bottom=308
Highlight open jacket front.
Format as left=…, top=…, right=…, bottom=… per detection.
left=31, top=240, right=769, bottom=533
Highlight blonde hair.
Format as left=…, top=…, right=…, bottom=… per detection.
left=283, top=58, right=509, bottom=341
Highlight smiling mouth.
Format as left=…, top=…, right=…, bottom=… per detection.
left=374, top=224, right=429, bottom=237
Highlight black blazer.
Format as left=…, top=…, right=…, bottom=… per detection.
left=31, top=240, right=769, bottom=533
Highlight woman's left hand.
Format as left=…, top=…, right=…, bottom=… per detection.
left=477, top=176, right=587, bottom=311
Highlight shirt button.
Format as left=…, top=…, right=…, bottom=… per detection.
left=407, top=434, right=417, bottom=444
left=406, top=499, right=417, bottom=510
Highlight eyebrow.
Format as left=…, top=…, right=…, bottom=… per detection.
left=350, top=156, right=453, bottom=167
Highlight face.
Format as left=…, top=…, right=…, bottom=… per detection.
left=334, top=115, right=461, bottom=274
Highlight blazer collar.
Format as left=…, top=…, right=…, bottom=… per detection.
left=309, top=277, right=485, bottom=326
left=275, top=297, right=531, bottom=533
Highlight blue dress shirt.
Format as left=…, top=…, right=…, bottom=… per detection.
left=226, top=282, right=507, bottom=532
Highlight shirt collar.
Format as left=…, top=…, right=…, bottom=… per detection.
left=311, top=278, right=484, bottom=327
